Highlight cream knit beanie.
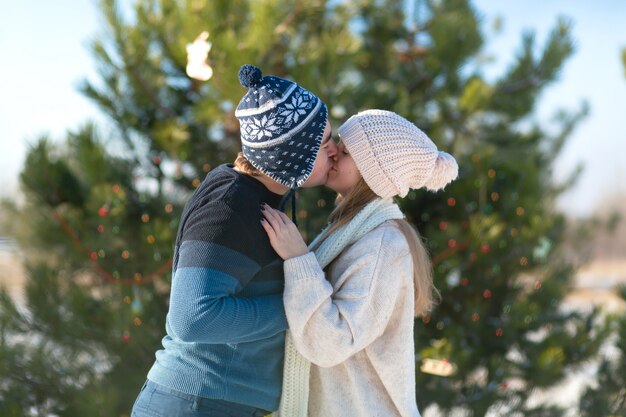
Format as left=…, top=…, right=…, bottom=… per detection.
left=337, top=109, right=458, bottom=198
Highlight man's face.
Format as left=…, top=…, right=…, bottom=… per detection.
left=301, top=121, right=337, bottom=188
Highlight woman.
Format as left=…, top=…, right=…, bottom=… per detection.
left=260, top=110, right=458, bottom=417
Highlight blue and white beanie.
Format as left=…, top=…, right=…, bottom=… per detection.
left=235, top=64, right=328, bottom=189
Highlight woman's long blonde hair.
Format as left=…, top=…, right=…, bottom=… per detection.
left=311, top=178, right=438, bottom=317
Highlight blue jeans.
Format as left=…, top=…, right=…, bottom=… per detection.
left=131, top=380, right=270, bottom=417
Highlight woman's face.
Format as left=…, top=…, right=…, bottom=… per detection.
left=325, top=140, right=361, bottom=196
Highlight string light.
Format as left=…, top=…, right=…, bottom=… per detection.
left=131, top=286, right=143, bottom=315
left=141, top=214, right=150, bottom=223
left=420, top=358, right=457, bottom=376
left=165, top=204, right=174, bottom=213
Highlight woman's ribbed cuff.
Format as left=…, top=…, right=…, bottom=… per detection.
left=284, top=252, right=324, bottom=284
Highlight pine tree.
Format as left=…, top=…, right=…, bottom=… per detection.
left=0, top=1, right=608, bottom=415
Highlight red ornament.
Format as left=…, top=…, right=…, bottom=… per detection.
left=121, top=334, right=131, bottom=344
left=97, top=225, right=105, bottom=233
left=90, top=251, right=98, bottom=261
left=483, top=289, right=492, bottom=299
left=496, top=328, right=504, bottom=337
left=439, top=221, right=448, bottom=231
left=153, top=156, right=161, bottom=165
left=481, top=244, right=490, bottom=254
left=98, top=207, right=109, bottom=217
left=112, top=184, right=121, bottom=193
left=447, top=197, right=457, bottom=207
left=461, top=277, right=469, bottom=286
left=448, top=239, right=457, bottom=248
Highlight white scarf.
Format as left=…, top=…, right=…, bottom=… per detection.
left=272, top=198, right=404, bottom=417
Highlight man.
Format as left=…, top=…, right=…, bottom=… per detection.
left=131, top=64, right=337, bottom=416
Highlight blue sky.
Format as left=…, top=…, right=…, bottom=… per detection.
left=1, top=0, right=625, bottom=216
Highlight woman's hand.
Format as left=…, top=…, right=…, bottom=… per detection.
left=260, top=204, right=309, bottom=260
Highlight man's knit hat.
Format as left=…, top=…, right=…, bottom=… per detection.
left=235, top=64, right=328, bottom=189
left=338, top=109, right=458, bottom=198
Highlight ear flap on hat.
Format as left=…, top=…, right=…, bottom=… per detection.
left=424, top=151, right=459, bottom=191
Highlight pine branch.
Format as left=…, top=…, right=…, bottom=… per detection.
left=50, top=211, right=172, bottom=286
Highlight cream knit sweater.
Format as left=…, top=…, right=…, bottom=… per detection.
left=283, top=220, right=422, bottom=417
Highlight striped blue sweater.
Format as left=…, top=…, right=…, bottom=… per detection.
left=147, top=164, right=288, bottom=411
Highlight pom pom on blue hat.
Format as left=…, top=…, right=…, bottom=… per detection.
left=238, top=64, right=263, bottom=88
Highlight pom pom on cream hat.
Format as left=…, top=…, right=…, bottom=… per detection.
left=337, top=109, right=458, bottom=198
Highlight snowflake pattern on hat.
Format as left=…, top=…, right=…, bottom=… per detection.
left=279, top=90, right=314, bottom=124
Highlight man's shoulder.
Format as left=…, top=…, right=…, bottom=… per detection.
left=182, top=166, right=268, bottom=241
